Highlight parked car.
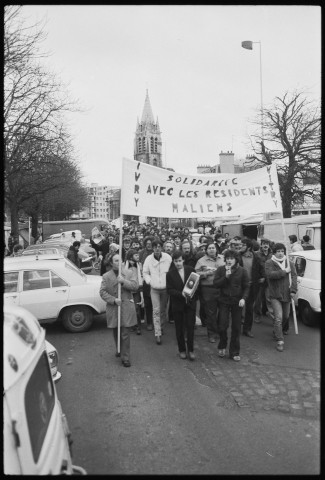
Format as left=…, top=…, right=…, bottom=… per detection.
left=4, top=255, right=106, bottom=332
left=22, top=243, right=94, bottom=274
left=289, top=249, right=321, bottom=326
left=43, top=237, right=97, bottom=255
left=3, top=304, right=86, bottom=474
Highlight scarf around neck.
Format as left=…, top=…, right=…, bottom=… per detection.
left=271, top=255, right=287, bottom=271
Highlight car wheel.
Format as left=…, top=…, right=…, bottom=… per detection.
left=299, top=301, right=317, bottom=327
left=62, top=306, right=93, bottom=332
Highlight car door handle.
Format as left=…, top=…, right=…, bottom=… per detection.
left=55, top=289, right=67, bottom=293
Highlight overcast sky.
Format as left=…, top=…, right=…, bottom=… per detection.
left=20, top=5, right=321, bottom=187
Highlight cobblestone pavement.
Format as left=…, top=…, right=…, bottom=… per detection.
left=186, top=326, right=320, bottom=420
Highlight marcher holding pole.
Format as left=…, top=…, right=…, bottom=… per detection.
left=99, top=251, right=138, bottom=367
left=280, top=215, right=299, bottom=335
left=265, top=243, right=298, bottom=352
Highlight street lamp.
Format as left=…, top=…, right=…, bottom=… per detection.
left=241, top=40, right=264, bottom=145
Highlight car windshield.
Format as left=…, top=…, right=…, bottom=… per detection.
left=65, top=260, right=87, bottom=279
left=25, top=351, right=55, bottom=463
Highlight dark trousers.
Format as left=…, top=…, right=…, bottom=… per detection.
left=242, top=284, right=254, bottom=333
left=198, top=288, right=207, bottom=326
left=173, top=308, right=196, bottom=353
left=201, top=286, right=219, bottom=340
left=112, top=326, right=130, bottom=362
left=132, top=291, right=142, bottom=329
left=142, top=281, right=153, bottom=326
left=218, top=302, right=242, bottom=357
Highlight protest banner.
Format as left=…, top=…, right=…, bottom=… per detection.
left=116, top=157, right=291, bottom=347
left=120, top=158, right=282, bottom=218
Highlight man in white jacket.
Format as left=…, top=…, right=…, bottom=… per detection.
left=143, top=238, right=172, bottom=344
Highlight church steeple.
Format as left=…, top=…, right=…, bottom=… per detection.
left=141, top=89, right=155, bottom=124
left=134, top=91, right=163, bottom=168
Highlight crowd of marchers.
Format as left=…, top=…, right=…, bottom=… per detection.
left=92, top=221, right=315, bottom=368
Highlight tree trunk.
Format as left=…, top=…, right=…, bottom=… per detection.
left=282, top=193, right=292, bottom=218
left=31, top=214, right=39, bottom=240
left=10, top=198, right=20, bottom=244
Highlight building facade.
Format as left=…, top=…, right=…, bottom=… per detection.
left=82, top=184, right=120, bottom=220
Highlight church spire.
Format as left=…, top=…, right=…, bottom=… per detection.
left=141, top=89, right=155, bottom=124
left=134, top=90, right=162, bottom=168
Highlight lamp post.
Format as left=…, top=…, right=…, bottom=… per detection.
left=241, top=40, right=264, bottom=145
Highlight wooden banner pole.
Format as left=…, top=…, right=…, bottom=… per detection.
left=117, top=215, right=123, bottom=353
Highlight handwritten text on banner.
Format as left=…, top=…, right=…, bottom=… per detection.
left=120, top=158, right=282, bottom=218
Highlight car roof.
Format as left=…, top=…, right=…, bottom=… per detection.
left=4, top=255, right=67, bottom=268
left=25, top=243, right=66, bottom=248
left=34, top=242, right=69, bottom=249
left=289, top=249, right=321, bottom=261
left=23, top=246, right=67, bottom=254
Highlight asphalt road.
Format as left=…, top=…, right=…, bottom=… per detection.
left=45, top=306, right=320, bottom=475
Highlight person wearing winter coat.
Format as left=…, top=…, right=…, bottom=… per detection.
left=99, top=252, right=138, bottom=367
left=213, top=250, right=250, bottom=362
left=143, top=238, right=172, bottom=344
left=67, top=241, right=81, bottom=268
left=139, top=236, right=155, bottom=331
left=90, top=236, right=111, bottom=276
left=254, top=238, right=274, bottom=322
left=195, top=242, right=225, bottom=343
left=288, top=234, right=304, bottom=252
left=239, top=237, right=263, bottom=338
left=265, top=242, right=298, bottom=352
left=124, top=249, right=144, bottom=335
left=166, top=251, right=198, bottom=361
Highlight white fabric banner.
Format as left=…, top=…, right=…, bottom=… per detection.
left=121, top=158, right=282, bottom=218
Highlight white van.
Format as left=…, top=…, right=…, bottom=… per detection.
left=3, top=305, right=86, bottom=475
left=257, top=214, right=321, bottom=244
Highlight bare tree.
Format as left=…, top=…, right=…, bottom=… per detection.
left=21, top=157, right=90, bottom=239
left=4, top=6, right=83, bottom=242
left=245, top=90, right=321, bottom=217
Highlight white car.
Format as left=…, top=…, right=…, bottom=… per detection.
left=289, top=249, right=321, bottom=326
left=4, top=304, right=86, bottom=475
left=22, top=243, right=95, bottom=274
left=4, top=255, right=106, bottom=332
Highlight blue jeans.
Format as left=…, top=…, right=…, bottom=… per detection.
left=270, top=298, right=290, bottom=342
left=218, top=302, right=242, bottom=357
left=150, top=288, right=168, bottom=337
left=254, top=283, right=273, bottom=317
